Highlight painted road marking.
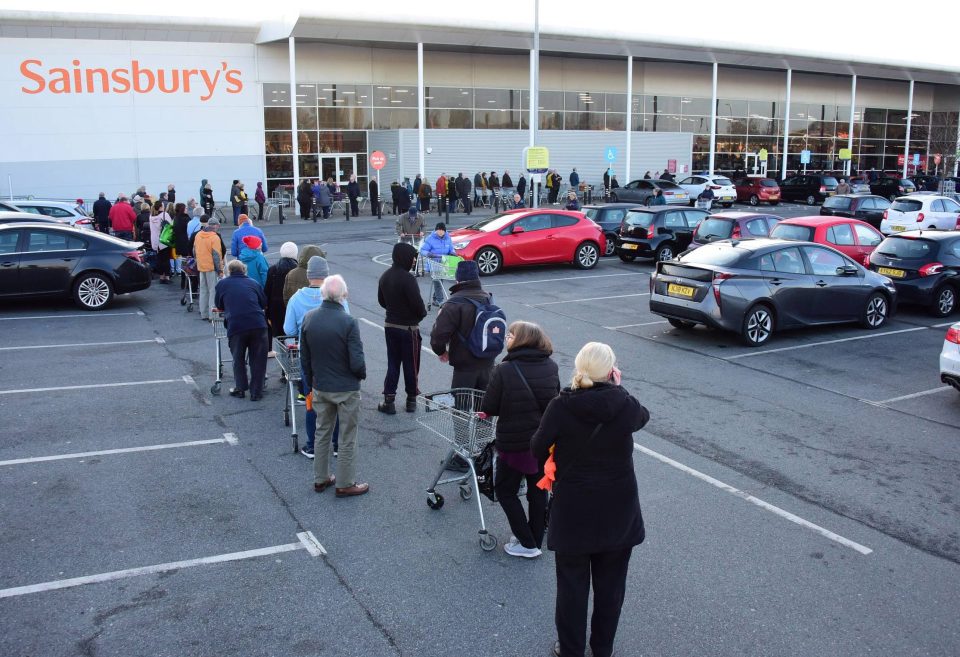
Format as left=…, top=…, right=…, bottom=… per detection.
left=0, top=311, right=145, bottom=321
left=534, top=293, right=649, bottom=306
left=0, top=531, right=325, bottom=599
left=0, top=378, right=188, bottom=396
left=358, top=317, right=434, bottom=355
left=484, top=272, right=647, bottom=287
left=0, top=337, right=165, bottom=351
left=724, top=326, right=929, bottom=359
left=634, top=442, right=873, bottom=555
left=605, top=320, right=668, bottom=329
left=0, top=433, right=239, bottom=467
left=876, top=386, right=953, bottom=405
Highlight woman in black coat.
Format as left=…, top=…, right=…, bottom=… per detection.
left=296, top=180, right=313, bottom=220
left=173, top=203, right=191, bottom=257
left=480, top=321, right=560, bottom=558
left=531, top=341, right=649, bottom=657
left=201, top=183, right=215, bottom=218
left=264, top=242, right=299, bottom=341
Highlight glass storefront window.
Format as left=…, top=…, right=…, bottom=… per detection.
left=565, top=91, right=603, bottom=112
left=267, top=179, right=293, bottom=196
left=475, top=88, right=522, bottom=111
left=717, top=99, right=748, bottom=117
left=476, top=110, right=520, bottom=129
left=299, top=155, right=319, bottom=177
left=425, top=87, right=473, bottom=109
left=650, top=114, right=680, bottom=131
left=298, top=131, right=318, bottom=154
left=863, top=108, right=886, bottom=123
left=263, top=83, right=290, bottom=107
left=645, top=95, right=681, bottom=115
left=266, top=156, right=293, bottom=179
left=565, top=112, right=604, bottom=130
left=605, top=93, right=627, bottom=113
left=681, top=97, right=711, bottom=116
left=427, top=109, right=474, bottom=129
left=318, top=131, right=366, bottom=153
left=297, top=107, right=318, bottom=131
left=264, top=107, right=292, bottom=130
left=605, top=113, right=626, bottom=131
left=885, top=124, right=906, bottom=141
left=316, top=84, right=373, bottom=107
left=749, top=100, right=782, bottom=119
left=680, top=116, right=710, bottom=133
left=373, top=108, right=418, bottom=129
left=294, top=84, right=317, bottom=106
left=539, top=111, right=563, bottom=130
left=538, top=91, right=564, bottom=111
left=318, top=108, right=372, bottom=130
left=373, top=85, right=417, bottom=108
left=716, top=118, right=748, bottom=135
left=265, top=132, right=292, bottom=155
left=887, top=109, right=908, bottom=124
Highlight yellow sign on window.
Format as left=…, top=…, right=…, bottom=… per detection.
left=525, top=146, right=550, bottom=172
left=838, top=148, right=852, bottom=161
left=758, top=148, right=768, bottom=161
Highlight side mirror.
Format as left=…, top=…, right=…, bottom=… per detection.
left=511, top=225, right=525, bottom=234
left=836, top=264, right=859, bottom=276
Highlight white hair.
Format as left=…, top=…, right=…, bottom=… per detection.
left=226, top=259, right=247, bottom=275
left=321, top=274, right=348, bottom=303
left=571, top=342, right=616, bottom=390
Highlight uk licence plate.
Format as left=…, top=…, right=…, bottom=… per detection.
left=877, top=266, right=905, bottom=278
left=667, top=283, right=695, bottom=299
left=721, top=196, right=734, bottom=201
left=621, top=243, right=637, bottom=250
left=892, top=226, right=906, bottom=232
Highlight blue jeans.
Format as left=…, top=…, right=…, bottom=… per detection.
left=232, top=205, right=242, bottom=225
left=300, top=368, right=339, bottom=451
left=431, top=279, right=444, bottom=306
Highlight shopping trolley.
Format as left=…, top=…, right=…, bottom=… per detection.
left=695, top=198, right=713, bottom=211
left=209, top=309, right=232, bottom=395
left=419, top=389, right=499, bottom=551
left=179, top=257, right=199, bottom=312
left=400, top=233, right=425, bottom=276
left=424, top=254, right=463, bottom=311
left=273, top=336, right=302, bottom=453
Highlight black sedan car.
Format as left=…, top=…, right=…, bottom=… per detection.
left=0, top=223, right=150, bottom=310
left=649, top=238, right=897, bottom=346
left=868, top=231, right=960, bottom=317
left=870, top=176, right=916, bottom=201
left=582, top=203, right=638, bottom=256
left=778, top=174, right=839, bottom=205
left=819, top=194, right=891, bottom=229
left=616, top=206, right=711, bottom=262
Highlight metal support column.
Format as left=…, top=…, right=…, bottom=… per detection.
left=625, top=56, right=633, bottom=184
left=417, top=43, right=425, bottom=181
left=781, top=68, right=792, bottom=181
left=847, top=75, right=857, bottom=177
left=288, top=37, right=299, bottom=188
left=529, top=0, right=540, bottom=208
left=903, top=79, right=914, bottom=178
left=709, top=62, right=718, bottom=176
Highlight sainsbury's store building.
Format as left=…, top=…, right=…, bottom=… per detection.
left=2, top=7, right=959, bottom=202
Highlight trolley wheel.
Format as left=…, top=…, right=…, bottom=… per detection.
left=459, top=484, right=473, bottom=500
left=479, top=532, right=498, bottom=552
left=292, top=434, right=299, bottom=453
left=284, top=408, right=290, bottom=427
left=211, top=382, right=222, bottom=395
left=427, top=492, right=445, bottom=510
left=180, top=295, right=187, bottom=306
left=280, top=372, right=287, bottom=384
left=187, top=303, right=194, bottom=312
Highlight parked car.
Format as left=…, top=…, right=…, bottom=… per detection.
left=11, top=200, right=96, bottom=230
left=848, top=177, right=873, bottom=194
left=819, top=194, right=891, bottom=229
left=941, top=322, right=960, bottom=393
left=870, top=176, right=917, bottom=201
left=0, top=223, right=150, bottom=310
left=0, top=211, right=71, bottom=226
left=449, top=209, right=604, bottom=275
left=879, top=195, right=960, bottom=234
left=582, top=203, right=637, bottom=256
left=689, top=212, right=782, bottom=248
left=615, top=207, right=710, bottom=262
left=0, top=201, right=20, bottom=212
left=734, top=177, right=781, bottom=206
left=868, top=232, right=960, bottom=317
left=771, top=216, right=884, bottom=266
left=610, top=179, right=690, bottom=206
left=677, top=175, right=737, bottom=208
left=778, top=174, right=839, bottom=205
left=649, top=238, right=897, bottom=346
left=910, top=175, right=942, bottom=192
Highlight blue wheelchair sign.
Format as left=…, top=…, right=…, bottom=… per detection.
left=605, top=147, right=617, bottom=162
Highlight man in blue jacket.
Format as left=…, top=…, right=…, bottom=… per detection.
left=214, top=260, right=268, bottom=401
left=230, top=214, right=268, bottom=257
left=420, top=222, right=456, bottom=308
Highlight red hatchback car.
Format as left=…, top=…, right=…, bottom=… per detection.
left=734, top=177, right=781, bottom=206
left=449, top=209, right=605, bottom=275
left=770, top=216, right=884, bottom=265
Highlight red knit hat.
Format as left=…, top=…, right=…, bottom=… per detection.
left=242, top=235, right=262, bottom=250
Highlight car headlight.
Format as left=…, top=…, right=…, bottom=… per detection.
left=453, top=241, right=471, bottom=250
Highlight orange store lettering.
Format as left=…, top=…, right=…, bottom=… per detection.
left=19, top=59, right=243, bottom=101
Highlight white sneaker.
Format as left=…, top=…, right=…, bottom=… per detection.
left=505, top=535, right=519, bottom=549
left=504, top=543, right=542, bottom=559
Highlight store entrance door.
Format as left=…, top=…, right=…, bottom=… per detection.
left=320, top=154, right=357, bottom=188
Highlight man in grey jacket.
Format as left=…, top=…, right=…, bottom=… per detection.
left=300, top=274, right=369, bottom=497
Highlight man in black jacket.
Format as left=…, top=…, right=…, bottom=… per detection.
left=377, top=242, right=428, bottom=414
left=92, top=192, right=111, bottom=233
left=214, top=260, right=268, bottom=401
left=457, top=173, right=472, bottom=215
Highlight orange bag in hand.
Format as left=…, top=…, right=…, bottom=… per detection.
left=537, top=445, right=556, bottom=492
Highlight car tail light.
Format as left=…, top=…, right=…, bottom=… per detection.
left=946, top=326, right=960, bottom=344
left=731, top=223, right=741, bottom=239
left=916, top=212, right=925, bottom=223
left=883, top=209, right=888, bottom=221
left=919, top=262, right=944, bottom=277
left=712, top=272, right=735, bottom=308
left=76, top=218, right=93, bottom=225
left=646, top=224, right=656, bottom=239
left=955, top=216, right=960, bottom=230
left=862, top=254, right=871, bottom=266
left=819, top=185, right=826, bottom=193
left=709, top=185, right=721, bottom=190
left=123, top=250, right=143, bottom=263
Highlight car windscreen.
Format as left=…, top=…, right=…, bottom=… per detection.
left=583, top=208, right=599, bottom=221
left=822, top=177, right=839, bottom=186
left=891, top=199, right=922, bottom=212
left=695, top=218, right=734, bottom=240
left=623, top=211, right=654, bottom=228
left=759, top=179, right=778, bottom=187
left=463, top=213, right=516, bottom=232
left=770, top=224, right=815, bottom=241
left=823, top=196, right=852, bottom=210
left=655, top=182, right=681, bottom=190
left=712, top=177, right=733, bottom=186
left=900, top=179, right=915, bottom=187
left=874, top=237, right=939, bottom=259
left=678, top=244, right=745, bottom=267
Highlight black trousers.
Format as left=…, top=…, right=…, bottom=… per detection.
left=555, top=547, right=633, bottom=657
left=257, top=202, right=265, bottom=221
left=460, top=193, right=472, bottom=214
left=228, top=327, right=268, bottom=396
left=349, top=197, right=359, bottom=217
left=494, top=461, right=546, bottom=549
left=382, top=327, right=421, bottom=398
left=451, top=366, right=491, bottom=392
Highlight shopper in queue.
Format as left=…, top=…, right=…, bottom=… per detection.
left=214, top=259, right=269, bottom=401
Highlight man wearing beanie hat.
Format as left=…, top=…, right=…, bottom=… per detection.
left=239, top=234, right=268, bottom=288
left=230, top=213, right=268, bottom=257
left=397, top=206, right=424, bottom=245
left=376, top=242, right=427, bottom=414
left=419, top=222, right=456, bottom=309
left=265, top=241, right=299, bottom=342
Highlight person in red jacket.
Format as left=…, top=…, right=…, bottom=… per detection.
left=108, top=194, right=137, bottom=240
left=435, top=173, right=447, bottom=216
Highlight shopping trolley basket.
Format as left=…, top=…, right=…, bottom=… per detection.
left=419, top=388, right=499, bottom=551
left=399, top=232, right=425, bottom=277
left=209, top=309, right=232, bottom=395
left=179, top=257, right=199, bottom=312
left=424, top=254, right=463, bottom=311
left=273, top=336, right=302, bottom=453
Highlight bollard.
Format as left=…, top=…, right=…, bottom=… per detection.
left=278, top=203, right=284, bottom=225
left=445, top=200, right=449, bottom=223
left=377, top=196, right=382, bottom=220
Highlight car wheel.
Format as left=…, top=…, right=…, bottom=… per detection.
left=574, top=242, right=600, bottom=270
left=654, top=243, right=676, bottom=262
left=806, top=194, right=816, bottom=206
left=603, top=235, right=616, bottom=257
left=860, top=292, right=889, bottom=329
left=667, top=318, right=696, bottom=329
left=474, top=248, right=502, bottom=276
left=73, top=272, right=114, bottom=310
left=749, top=194, right=759, bottom=206
left=932, top=285, right=957, bottom=317
left=618, top=253, right=637, bottom=262
left=610, top=194, right=619, bottom=203
left=741, top=304, right=774, bottom=347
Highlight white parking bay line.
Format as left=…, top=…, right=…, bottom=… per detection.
left=0, top=531, right=325, bottom=599
left=0, top=311, right=143, bottom=321
left=0, top=337, right=164, bottom=351
left=0, top=433, right=239, bottom=467
left=605, top=320, right=668, bottom=329
left=724, top=326, right=928, bottom=359
left=877, top=386, right=953, bottom=405
left=0, top=378, right=187, bottom=395
left=634, top=442, right=873, bottom=555
left=484, top=272, right=647, bottom=287
left=534, top=293, right=649, bottom=306
left=358, top=317, right=434, bottom=355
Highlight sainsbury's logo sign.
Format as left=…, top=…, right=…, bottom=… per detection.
left=19, top=59, right=243, bottom=102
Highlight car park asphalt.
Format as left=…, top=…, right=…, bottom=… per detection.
left=1, top=198, right=959, bottom=656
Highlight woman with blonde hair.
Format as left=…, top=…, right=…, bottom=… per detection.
left=532, top=341, right=649, bottom=657
left=480, top=321, right=560, bottom=558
